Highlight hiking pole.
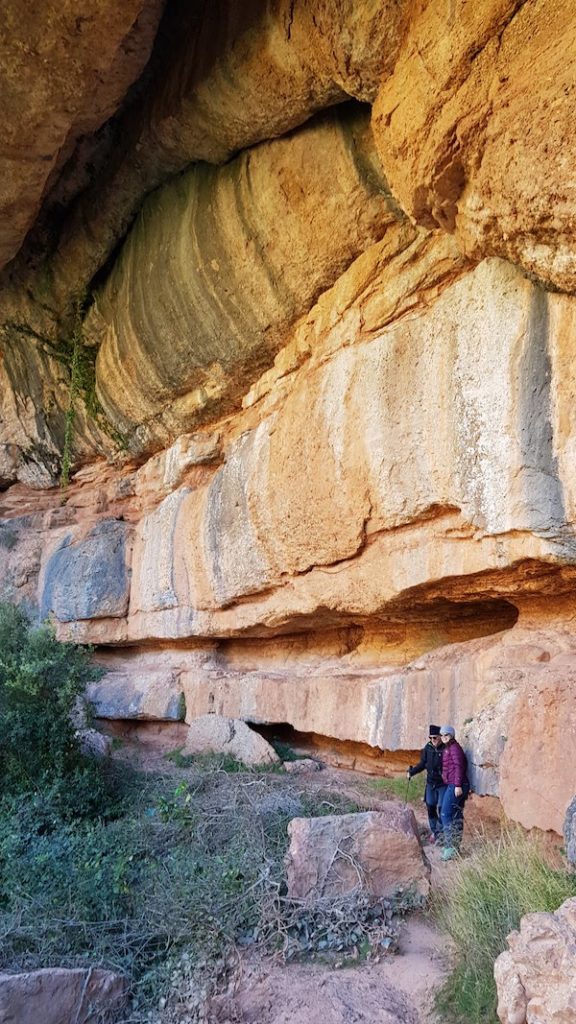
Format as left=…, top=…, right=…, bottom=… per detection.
left=404, top=773, right=411, bottom=805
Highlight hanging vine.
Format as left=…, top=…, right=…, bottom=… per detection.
left=3, top=299, right=126, bottom=488
left=59, top=323, right=83, bottom=489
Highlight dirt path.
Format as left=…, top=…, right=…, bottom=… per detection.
left=209, top=917, right=447, bottom=1024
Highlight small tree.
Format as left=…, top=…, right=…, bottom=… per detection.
left=0, top=602, right=102, bottom=797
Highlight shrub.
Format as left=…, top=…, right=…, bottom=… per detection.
left=165, top=748, right=253, bottom=772
left=270, top=740, right=308, bottom=762
left=0, top=761, right=381, bottom=1021
left=434, top=830, right=576, bottom=1023
left=0, top=602, right=102, bottom=807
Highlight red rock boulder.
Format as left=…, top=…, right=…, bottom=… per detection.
left=0, top=967, right=126, bottom=1024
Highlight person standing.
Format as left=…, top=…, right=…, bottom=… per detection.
left=407, top=724, right=445, bottom=844
left=439, top=725, right=470, bottom=860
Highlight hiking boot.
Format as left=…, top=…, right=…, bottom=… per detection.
left=441, top=846, right=459, bottom=861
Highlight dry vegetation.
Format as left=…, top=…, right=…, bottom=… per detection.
left=1, top=602, right=575, bottom=1024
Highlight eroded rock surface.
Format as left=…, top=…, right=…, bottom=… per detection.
left=0, top=0, right=164, bottom=271
left=285, top=808, right=430, bottom=900
left=91, top=106, right=397, bottom=449
left=35, top=0, right=411, bottom=316
left=495, top=897, right=576, bottom=1024
left=40, top=519, right=132, bottom=622
left=373, top=0, right=576, bottom=291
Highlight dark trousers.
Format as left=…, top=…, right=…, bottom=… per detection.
left=425, top=783, right=445, bottom=837
left=440, top=784, right=469, bottom=848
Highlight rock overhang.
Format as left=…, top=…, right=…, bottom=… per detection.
left=1, top=0, right=576, bottom=835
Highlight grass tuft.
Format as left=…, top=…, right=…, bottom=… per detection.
left=367, top=773, right=426, bottom=804
left=434, top=829, right=576, bottom=1023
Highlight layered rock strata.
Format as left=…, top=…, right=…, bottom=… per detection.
left=3, top=252, right=576, bottom=832
left=43, top=258, right=576, bottom=648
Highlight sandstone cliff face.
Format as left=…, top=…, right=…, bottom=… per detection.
left=1, top=0, right=576, bottom=835
left=373, top=0, right=576, bottom=291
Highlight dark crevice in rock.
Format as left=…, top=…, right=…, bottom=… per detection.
left=97, top=718, right=189, bottom=751
left=233, top=722, right=419, bottom=777
left=216, top=599, right=518, bottom=656
left=210, top=592, right=520, bottom=642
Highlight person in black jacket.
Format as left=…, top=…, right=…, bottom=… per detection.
left=406, top=724, right=445, bottom=844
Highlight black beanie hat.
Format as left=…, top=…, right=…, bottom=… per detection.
left=429, top=724, right=441, bottom=736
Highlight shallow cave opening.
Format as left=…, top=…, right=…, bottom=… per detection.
left=247, top=597, right=520, bottom=660
left=252, top=722, right=420, bottom=777
left=97, top=718, right=189, bottom=752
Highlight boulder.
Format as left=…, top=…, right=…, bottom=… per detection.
left=564, top=796, right=576, bottom=866
left=182, top=715, right=280, bottom=767
left=495, top=897, right=576, bottom=1024
left=0, top=967, right=126, bottom=1024
left=76, top=729, right=113, bottom=759
left=283, top=758, right=322, bottom=775
left=285, top=807, right=430, bottom=901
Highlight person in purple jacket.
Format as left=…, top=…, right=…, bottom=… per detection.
left=439, top=725, right=470, bottom=861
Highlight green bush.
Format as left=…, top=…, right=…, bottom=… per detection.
left=435, top=830, right=576, bottom=1023
left=270, top=740, right=311, bottom=762
left=0, top=761, right=376, bottom=1019
left=0, top=602, right=102, bottom=808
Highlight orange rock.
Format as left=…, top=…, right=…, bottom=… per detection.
left=0, top=0, right=163, bottom=270
left=499, top=673, right=576, bottom=835
left=373, top=0, right=576, bottom=291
